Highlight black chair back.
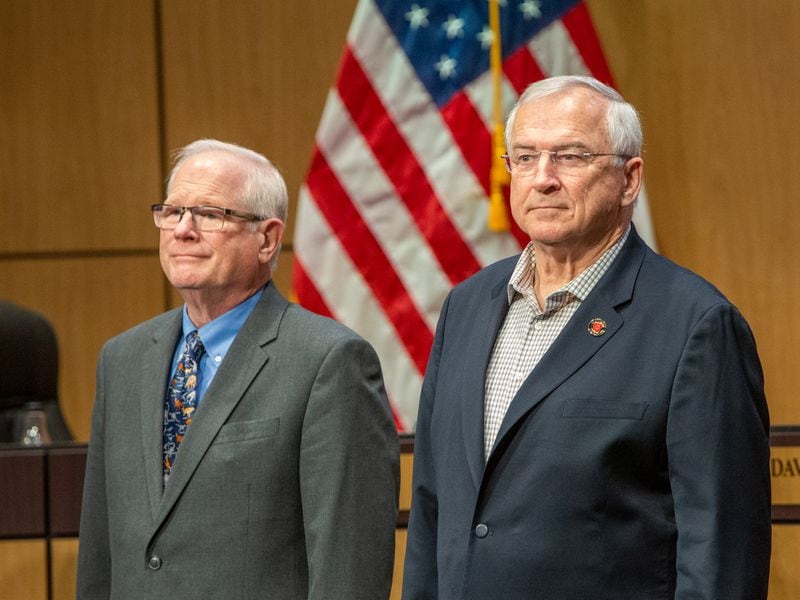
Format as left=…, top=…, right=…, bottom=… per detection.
left=0, top=300, right=71, bottom=442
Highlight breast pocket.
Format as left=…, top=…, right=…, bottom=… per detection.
left=213, top=417, right=280, bottom=444
left=561, top=399, right=648, bottom=420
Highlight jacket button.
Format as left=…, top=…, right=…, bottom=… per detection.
left=148, top=555, right=162, bottom=570
left=475, top=523, right=489, bottom=538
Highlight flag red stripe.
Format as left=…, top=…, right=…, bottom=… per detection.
left=562, top=2, right=616, bottom=85
left=292, top=258, right=336, bottom=320
left=504, top=45, right=547, bottom=95
left=305, top=149, right=433, bottom=374
left=440, top=91, right=492, bottom=195
left=337, top=48, right=482, bottom=284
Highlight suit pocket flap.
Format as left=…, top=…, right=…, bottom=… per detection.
left=562, top=399, right=648, bottom=420
left=214, top=417, right=280, bottom=444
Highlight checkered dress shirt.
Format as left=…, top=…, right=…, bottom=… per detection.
left=483, top=227, right=630, bottom=460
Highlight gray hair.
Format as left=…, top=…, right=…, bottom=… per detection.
left=505, top=75, right=643, bottom=161
left=166, top=139, right=288, bottom=270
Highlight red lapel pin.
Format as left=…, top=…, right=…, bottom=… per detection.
left=588, top=318, right=607, bottom=337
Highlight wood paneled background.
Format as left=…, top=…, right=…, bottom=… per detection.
left=1, top=1, right=798, bottom=598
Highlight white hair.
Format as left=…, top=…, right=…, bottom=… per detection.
left=505, top=75, right=643, bottom=161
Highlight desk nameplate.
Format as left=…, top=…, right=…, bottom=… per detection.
left=769, top=427, right=800, bottom=522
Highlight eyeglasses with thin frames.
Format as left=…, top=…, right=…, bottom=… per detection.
left=501, top=149, right=631, bottom=176
left=150, top=204, right=266, bottom=232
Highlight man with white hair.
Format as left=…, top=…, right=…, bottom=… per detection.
left=403, top=77, right=770, bottom=599
left=78, top=139, right=399, bottom=599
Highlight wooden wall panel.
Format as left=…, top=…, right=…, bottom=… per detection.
left=0, top=256, right=167, bottom=441
left=770, top=525, right=800, bottom=599
left=0, top=540, right=47, bottom=600
left=399, top=452, right=413, bottom=513
left=0, top=0, right=162, bottom=253
left=587, top=0, right=800, bottom=424
left=51, top=538, right=80, bottom=600
left=272, top=249, right=295, bottom=299
left=0, top=0, right=164, bottom=443
left=391, top=529, right=408, bottom=600
left=158, top=0, right=359, bottom=243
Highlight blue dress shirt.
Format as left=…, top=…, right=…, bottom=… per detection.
left=168, top=287, right=264, bottom=406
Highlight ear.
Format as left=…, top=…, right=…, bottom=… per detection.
left=257, top=218, right=285, bottom=266
left=620, top=157, right=643, bottom=208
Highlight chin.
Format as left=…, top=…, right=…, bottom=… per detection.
left=526, top=222, right=566, bottom=242
left=166, top=271, right=206, bottom=291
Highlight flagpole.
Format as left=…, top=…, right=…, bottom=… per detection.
left=488, top=0, right=510, bottom=232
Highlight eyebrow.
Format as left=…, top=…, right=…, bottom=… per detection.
left=164, top=194, right=225, bottom=206
left=511, top=141, right=592, bottom=152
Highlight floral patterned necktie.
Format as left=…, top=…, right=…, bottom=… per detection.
left=163, top=330, right=205, bottom=485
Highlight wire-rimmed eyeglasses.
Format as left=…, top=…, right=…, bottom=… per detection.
left=501, top=149, right=631, bottom=176
left=150, top=204, right=266, bottom=232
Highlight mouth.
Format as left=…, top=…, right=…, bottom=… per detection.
left=531, top=205, right=567, bottom=211
left=170, top=253, right=208, bottom=260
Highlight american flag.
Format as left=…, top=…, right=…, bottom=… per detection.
left=292, top=0, right=656, bottom=431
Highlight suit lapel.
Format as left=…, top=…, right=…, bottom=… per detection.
left=461, top=272, right=513, bottom=490
left=156, top=285, right=287, bottom=522
left=141, top=311, right=183, bottom=521
left=487, top=230, right=647, bottom=462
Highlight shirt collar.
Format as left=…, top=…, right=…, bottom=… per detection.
left=506, top=225, right=631, bottom=306
left=182, top=287, right=265, bottom=365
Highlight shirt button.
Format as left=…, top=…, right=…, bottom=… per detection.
left=475, top=523, right=489, bottom=538
left=148, top=555, right=162, bottom=570
left=214, top=355, right=222, bottom=363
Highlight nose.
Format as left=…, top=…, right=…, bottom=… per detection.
left=172, top=208, right=199, bottom=238
left=530, top=154, right=561, bottom=192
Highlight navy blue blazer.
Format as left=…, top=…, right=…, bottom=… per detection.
left=403, top=228, right=770, bottom=599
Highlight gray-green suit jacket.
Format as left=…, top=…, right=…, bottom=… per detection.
left=77, top=283, right=399, bottom=599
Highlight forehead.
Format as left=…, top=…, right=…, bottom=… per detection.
left=168, top=151, right=248, bottom=205
left=510, top=87, right=610, bottom=148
